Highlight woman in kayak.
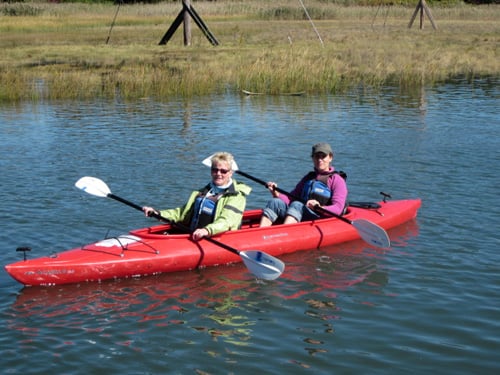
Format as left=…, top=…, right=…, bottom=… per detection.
left=143, top=152, right=252, bottom=240
left=260, top=142, right=348, bottom=227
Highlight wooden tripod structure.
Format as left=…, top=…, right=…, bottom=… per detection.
left=159, top=0, right=219, bottom=46
left=408, top=0, right=437, bottom=30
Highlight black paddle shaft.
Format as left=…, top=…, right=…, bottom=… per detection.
left=107, top=193, right=240, bottom=255
left=235, top=170, right=353, bottom=225
left=234, top=170, right=390, bottom=248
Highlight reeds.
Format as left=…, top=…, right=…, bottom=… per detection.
left=0, top=1, right=498, bottom=101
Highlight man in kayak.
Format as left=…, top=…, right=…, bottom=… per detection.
left=260, top=142, right=348, bottom=227
left=143, top=152, right=252, bottom=240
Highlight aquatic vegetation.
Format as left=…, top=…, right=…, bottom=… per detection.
left=0, top=1, right=498, bottom=101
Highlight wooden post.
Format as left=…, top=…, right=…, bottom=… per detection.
left=183, top=0, right=191, bottom=46
left=408, top=0, right=437, bottom=30
left=159, top=0, right=219, bottom=46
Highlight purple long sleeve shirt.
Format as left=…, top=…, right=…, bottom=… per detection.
left=279, top=167, right=348, bottom=215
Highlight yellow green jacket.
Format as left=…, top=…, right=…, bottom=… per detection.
left=160, top=179, right=252, bottom=236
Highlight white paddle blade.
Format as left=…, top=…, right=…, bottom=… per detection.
left=352, top=219, right=391, bottom=248
left=240, top=250, right=285, bottom=280
left=75, top=176, right=111, bottom=198
left=202, top=154, right=239, bottom=171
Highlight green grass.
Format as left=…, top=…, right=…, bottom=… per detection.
left=0, top=1, right=498, bottom=101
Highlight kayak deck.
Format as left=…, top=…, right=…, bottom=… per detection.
left=5, top=199, right=421, bottom=286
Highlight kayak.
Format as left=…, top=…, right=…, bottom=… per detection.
left=5, top=198, right=421, bottom=287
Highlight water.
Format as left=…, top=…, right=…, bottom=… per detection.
left=1, top=79, right=499, bottom=374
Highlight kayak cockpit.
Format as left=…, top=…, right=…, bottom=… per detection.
left=136, top=209, right=265, bottom=237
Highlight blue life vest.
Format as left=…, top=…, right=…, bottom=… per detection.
left=190, top=195, right=219, bottom=231
left=301, top=179, right=332, bottom=206
left=301, top=170, right=348, bottom=213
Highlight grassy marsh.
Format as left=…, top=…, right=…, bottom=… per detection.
left=0, top=1, right=498, bottom=101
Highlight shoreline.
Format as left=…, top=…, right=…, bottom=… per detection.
left=0, top=1, right=498, bottom=101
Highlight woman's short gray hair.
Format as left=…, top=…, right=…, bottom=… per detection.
left=211, top=152, right=235, bottom=169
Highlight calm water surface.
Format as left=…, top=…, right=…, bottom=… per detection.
left=1, top=79, right=499, bottom=374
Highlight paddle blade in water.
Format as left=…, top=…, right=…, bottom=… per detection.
left=75, top=176, right=111, bottom=198
left=352, top=219, right=391, bottom=248
left=240, top=250, right=285, bottom=280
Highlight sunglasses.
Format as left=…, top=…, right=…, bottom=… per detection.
left=312, top=152, right=329, bottom=159
left=211, top=167, right=231, bottom=174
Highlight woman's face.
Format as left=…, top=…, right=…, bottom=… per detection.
left=211, top=160, right=233, bottom=186
left=312, top=152, right=333, bottom=172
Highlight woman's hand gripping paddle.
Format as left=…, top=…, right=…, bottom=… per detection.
left=75, top=176, right=285, bottom=280
left=201, top=157, right=391, bottom=249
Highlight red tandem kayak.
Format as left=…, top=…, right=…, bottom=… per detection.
left=5, top=198, right=421, bottom=286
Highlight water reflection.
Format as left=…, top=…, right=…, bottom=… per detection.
left=8, top=220, right=418, bottom=353
left=5, top=78, right=497, bottom=372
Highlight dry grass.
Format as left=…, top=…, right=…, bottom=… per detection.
left=0, top=1, right=498, bottom=101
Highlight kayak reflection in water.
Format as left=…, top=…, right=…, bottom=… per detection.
left=260, top=142, right=348, bottom=227
left=143, top=152, right=252, bottom=241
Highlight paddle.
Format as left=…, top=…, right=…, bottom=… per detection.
left=203, top=156, right=390, bottom=248
left=234, top=170, right=391, bottom=248
left=74, top=176, right=285, bottom=280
